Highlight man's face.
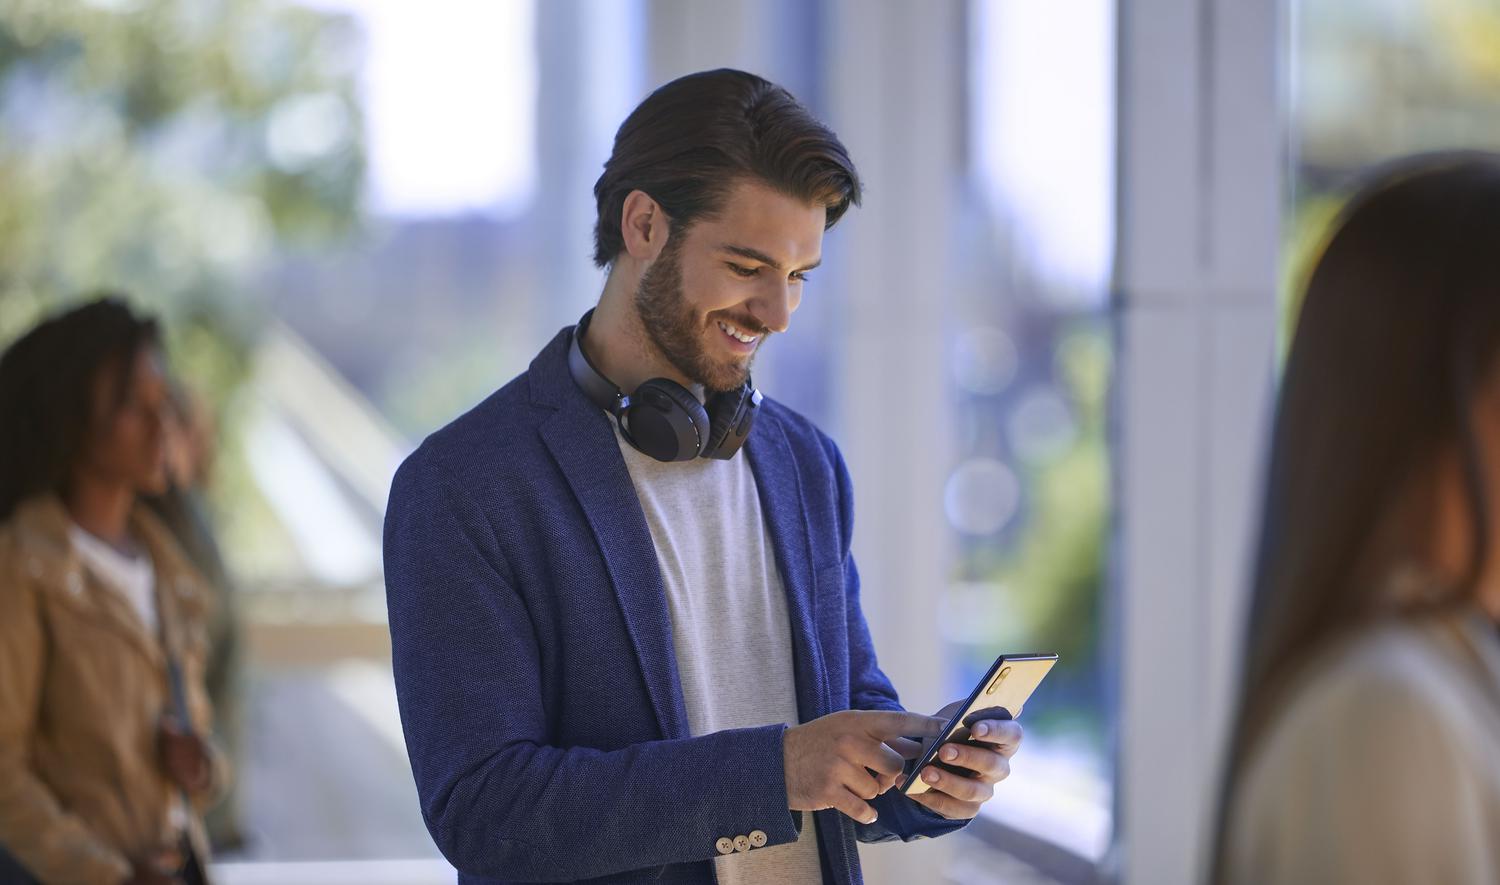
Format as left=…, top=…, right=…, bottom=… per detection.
left=634, top=179, right=826, bottom=393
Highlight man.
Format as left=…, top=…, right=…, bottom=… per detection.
left=383, top=68, right=1023, bottom=885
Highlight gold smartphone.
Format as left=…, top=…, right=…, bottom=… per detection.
left=899, top=652, right=1058, bottom=796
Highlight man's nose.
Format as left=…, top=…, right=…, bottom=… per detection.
left=750, top=278, right=799, bottom=334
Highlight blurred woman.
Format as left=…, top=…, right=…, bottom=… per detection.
left=145, top=383, right=245, bottom=854
left=0, top=297, right=228, bottom=885
left=1216, top=153, right=1500, bottom=883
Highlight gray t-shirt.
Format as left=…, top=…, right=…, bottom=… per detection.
left=611, top=417, right=825, bottom=884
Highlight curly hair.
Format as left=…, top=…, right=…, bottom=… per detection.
left=0, top=296, right=162, bottom=522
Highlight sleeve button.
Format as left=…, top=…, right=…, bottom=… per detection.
left=748, top=830, right=767, bottom=848
left=715, top=837, right=735, bottom=855
left=733, top=835, right=750, bottom=852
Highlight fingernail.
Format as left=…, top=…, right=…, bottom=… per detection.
left=925, top=770, right=940, bottom=783
left=941, top=746, right=957, bottom=761
left=867, top=813, right=878, bottom=824
left=976, top=723, right=989, bottom=737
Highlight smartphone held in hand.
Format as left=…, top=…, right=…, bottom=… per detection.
left=900, top=652, right=1058, bottom=796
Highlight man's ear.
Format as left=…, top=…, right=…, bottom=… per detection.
left=620, top=189, right=670, bottom=261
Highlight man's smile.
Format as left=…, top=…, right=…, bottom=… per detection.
left=716, top=319, right=761, bottom=353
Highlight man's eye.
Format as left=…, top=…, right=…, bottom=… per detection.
left=728, top=263, right=758, bottom=278
left=791, top=271, right=810, bottom=283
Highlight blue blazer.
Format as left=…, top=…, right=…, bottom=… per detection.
left=382, top=324, right=968, bottom=884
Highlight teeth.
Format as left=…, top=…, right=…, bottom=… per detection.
left=718, top=321, right=757, bottom=344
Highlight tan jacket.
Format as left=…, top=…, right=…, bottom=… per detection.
left=0, top=494, right=229, bottom=885
left=1223, top=606, right=1500, bottom=884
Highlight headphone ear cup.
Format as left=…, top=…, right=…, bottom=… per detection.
left=624, top=379, right=711, bottom=461
left=703, top=384, right=761, bottom=460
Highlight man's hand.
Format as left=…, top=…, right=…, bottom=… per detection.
left=784, top=710, right=948, bottom=825
left=157, top=717, right=212, bottom=794
left=898, top=699, right=1024, bottom=821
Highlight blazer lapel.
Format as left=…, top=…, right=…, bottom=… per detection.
left=745, top=412, right=831, bottom=724
left=537, top=380, right=692, bottom=741
left=133, top=506, right=205, bottom=692
left=527, top=325, right=829, bottom=737
left=15, top=495, right=167, bottom=669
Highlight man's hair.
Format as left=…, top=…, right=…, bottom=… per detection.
left=592, top=68, right=862, bottom=268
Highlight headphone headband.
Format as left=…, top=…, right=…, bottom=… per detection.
left=567, top=310, right=630, bottom=416
left=567, top=309, right=761, bottom=462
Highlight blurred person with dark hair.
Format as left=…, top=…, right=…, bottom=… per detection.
left=144, top=385, right=245, bottom=855
left=384, top=69, right=1024, bottom=884
left=1215, top=153, right=1500, bottom=883
left=0, top=297, right=229, bottom=885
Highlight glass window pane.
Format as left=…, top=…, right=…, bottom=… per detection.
left=952, top=0, right=1115, bottom=849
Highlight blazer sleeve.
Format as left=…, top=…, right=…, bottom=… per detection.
left=821, top=436, right=972, bottom=844
left=0, top=535, right=133, bottom=885
left=383, top=448, right=803, bottom=882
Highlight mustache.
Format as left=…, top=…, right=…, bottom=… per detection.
left=712, top=314, right=771, bottom=337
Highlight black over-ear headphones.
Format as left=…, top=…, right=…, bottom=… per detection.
left=568, top=308, right=763, bottom=462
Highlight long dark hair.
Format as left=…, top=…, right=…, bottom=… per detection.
left=1212, top=151, right=1500, bottom=878
left=0, top=296, right=162, bottom=523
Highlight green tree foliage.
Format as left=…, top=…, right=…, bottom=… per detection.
left=979, top=322, right=1108, bottom=675
left=0, top=0, right=366, bottom=377
left=1287, top=0, right=1500, bottom=357
left=0, top=0, right=368, bottom=581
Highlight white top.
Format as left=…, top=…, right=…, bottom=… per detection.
left=612, top=417, right=825, bottom=884
left=1222, top=608, right=1500, bottom=884
left=68, top=523, right=158, bottom=636
left=67, top=521, right=190, bottom=834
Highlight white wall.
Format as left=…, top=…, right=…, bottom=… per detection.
left=823, top=2, right=965, bottom=883
left=1111, top=0, right=1284, bottom=881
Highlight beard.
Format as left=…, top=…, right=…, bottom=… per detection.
left=634, top=233, right=760, bottom=393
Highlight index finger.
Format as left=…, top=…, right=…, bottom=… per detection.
left=971, top=719, right=1024, bottom=756
left=883, top=736, right=925, bottom=760
left=861, top=710, right=950, bottom=740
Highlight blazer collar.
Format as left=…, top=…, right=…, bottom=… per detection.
left=12, top=492, right=202, bottom=668
left=533, top=323, right=830, bottom=738
left=527, top=324, right=577, bottom=411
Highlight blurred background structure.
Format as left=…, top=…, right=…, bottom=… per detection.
left=3, top=0, right=1500, bottom=882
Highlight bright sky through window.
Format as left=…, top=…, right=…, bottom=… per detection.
left=971, top=0, right=1114, bottom=305
left=301, top=0, right=538, bottom=218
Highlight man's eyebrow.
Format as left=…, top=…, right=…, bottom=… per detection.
left=719, top=243, right=822, bottom=273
